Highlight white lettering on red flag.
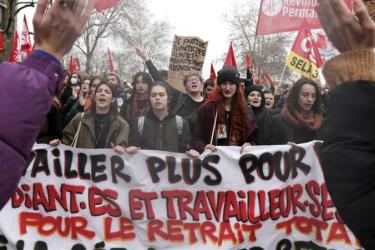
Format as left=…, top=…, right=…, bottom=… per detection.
left=256, top=0, right=352, bottom=35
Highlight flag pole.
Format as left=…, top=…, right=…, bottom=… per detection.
left=279, top=64, right=287, bottom=85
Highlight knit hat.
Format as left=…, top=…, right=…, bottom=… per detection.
left=217, top=66, right=240, bottom=85
left=245, top=84, right=265, bottom=114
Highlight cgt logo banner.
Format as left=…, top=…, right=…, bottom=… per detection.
left=286, top=29, right=324, bottom=80
left=256, top=0, right=352, bottom=35
left=0, top=143, right=363, bottom=250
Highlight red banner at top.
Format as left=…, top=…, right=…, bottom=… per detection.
left=93, top=0, right=119, bottom=12
left=256, top=0, right=352, bottom=35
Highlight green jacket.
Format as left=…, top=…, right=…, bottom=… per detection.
left=63, top=112, right=129, bottom=148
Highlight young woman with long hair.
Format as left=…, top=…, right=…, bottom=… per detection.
left=127, top=82, right=198, bottom=157
left=273, top=78, right=324, bottom=144
left=193, top=66, right=256, bottom=153
left=50, top=81, right=129, bottom=153
left=119, top=72, right=154, bottom=127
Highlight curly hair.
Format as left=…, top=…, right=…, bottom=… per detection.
left=287, top=78, right=323, bottom=114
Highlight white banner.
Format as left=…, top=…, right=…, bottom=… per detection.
left=0, top=142, right=362, bottom=250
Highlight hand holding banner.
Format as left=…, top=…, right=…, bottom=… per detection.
left=0, top=142, right=362, bottom=249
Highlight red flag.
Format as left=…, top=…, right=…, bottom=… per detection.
left=20, top=15, right=32, bottom=55
left=245, top=50, right=252, bottom=69
left=308, top=30, right=324, bottom=68
left=69, top=56, right=73, bottom=74
left=108, top=47, right=118, bottom=73
left=223, top=42, right=237, bottom=68
left=9, top=32, right=20, bottom=62
left=93, top=0, right=119, bottom=12
left=69, top=56, right=81, bottom=75
left=252, top=68, right=261, bottom=85
left=261, top=68, right=274, bottom=88
left=256, top=0, right=352, bottom=35
left=0, top=32, right=4, bottom=52
left=286, top=29, right=323, bottom=80
left=210, top=63, right=217, bottom=80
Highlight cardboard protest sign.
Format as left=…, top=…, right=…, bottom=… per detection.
left=256, top=0, right=352, bottom=35
left=0, top=142, right=363, bottom=249
left=168, top=35, right=208, bottom=92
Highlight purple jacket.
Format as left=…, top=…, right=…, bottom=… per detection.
left=0, top=51, right=64, bottom=209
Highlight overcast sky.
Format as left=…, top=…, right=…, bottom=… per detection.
left=19, top=0, right=258, bottom=79
left=148, top=0, right=255, bottom=78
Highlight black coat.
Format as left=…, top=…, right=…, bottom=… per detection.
left=272, top=113, right=321, bottom=144
left=320, top=81, right=375, bottom=250
left=129, top=110, right=191, bottom=153
left=253, top=109, right=280, bottom=145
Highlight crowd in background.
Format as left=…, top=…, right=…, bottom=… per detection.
left=42, top=47, right=331, bottom=158
left=2, top=0, right=375, bottom=248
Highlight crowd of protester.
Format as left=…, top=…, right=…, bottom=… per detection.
left=40, top=55, right=330, bottom=158
left=1, top=0, right=375, bottom=248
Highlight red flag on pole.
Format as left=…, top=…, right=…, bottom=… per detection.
left=308, top=30, right=324, bottom=68
left=252, top=68, right=261, bottom=85
left=210, top=63, right=217, bottom=80
left=69, top=56, right=81, bottom=75
left=93, top=0, right=119, bottom=12
left=223, top=42, right=237, bottom=68
left=0, top=32, right=4, bottom=52
left=69, top=56, right=74, bottom=74
left=108, top=47, right=118, bottom=73
left=261, top=68, right=274, bottom=88
left=20, top=15, right=32, bottom=55
left=9, top=32, right=20, bottom=62
left=286, top=29, right=323, bottom=80
left=245, top=50, right=252, bottom=69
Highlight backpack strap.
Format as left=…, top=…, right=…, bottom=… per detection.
left=137, top=116, right=145, bottom=136
left=173, top=93, right=185, bottom=114
left=175, top=115, right=183, bottom=136
left=71, top=113, right=85, bottom=148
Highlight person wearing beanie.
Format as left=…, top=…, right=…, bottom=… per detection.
left=244, top=83, right=279, bottom=145
left=245, top=84, right=266, bottom=114
left=193, top=66, right=257, bottom=153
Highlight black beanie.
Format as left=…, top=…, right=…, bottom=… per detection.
left=245, top=84, right=265, bottom=113
left=217, top=65, right=240, bottom=85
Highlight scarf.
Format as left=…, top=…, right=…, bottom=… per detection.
left=281, top=106, right=323, bottom=131
left=131, top=93, right=149, bottom=120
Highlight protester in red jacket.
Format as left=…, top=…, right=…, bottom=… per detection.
left=0, top=0, right=93, bottom=209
